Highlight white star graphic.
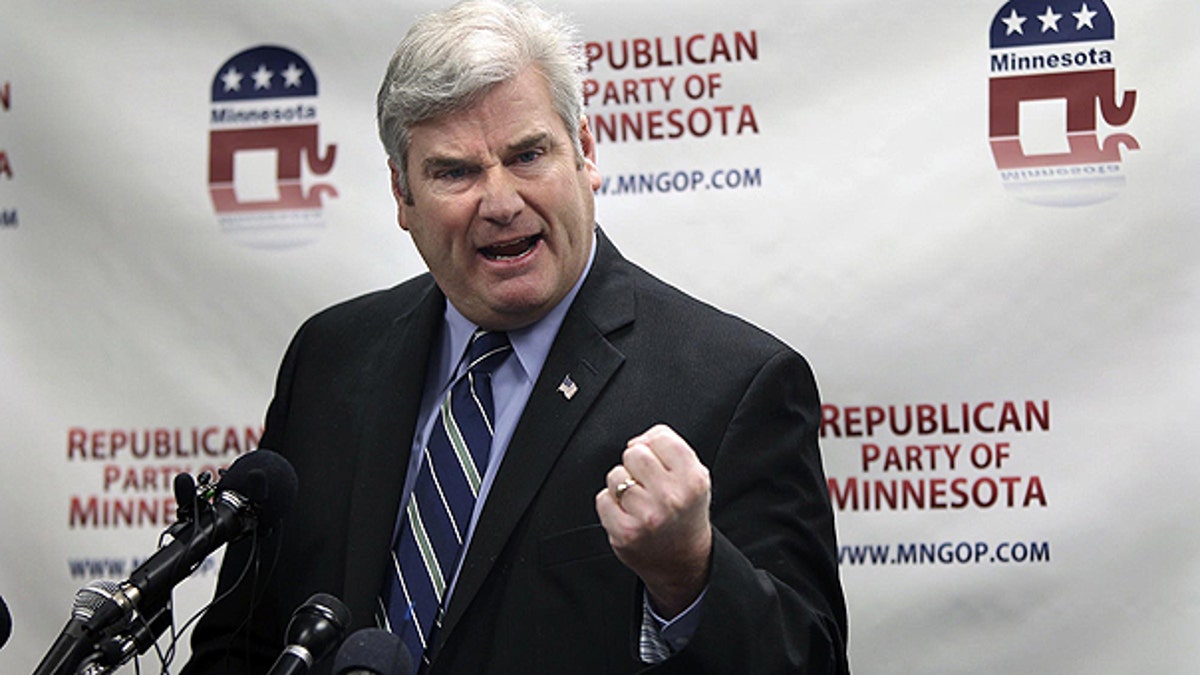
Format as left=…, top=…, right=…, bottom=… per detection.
left=221, top=66, right=243, bottom=92
left=1038, top=6, right=1063, bottom=33
left=1001, top=9, right=1027, bottom=36
left=282, top=62, right=305, bottom=88
left=1074, top=3, right=1098, bottom=30
left=251, top=64, right=274, bottom=90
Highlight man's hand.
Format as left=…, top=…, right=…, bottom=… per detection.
left=595, top=424, right=713, bottom=618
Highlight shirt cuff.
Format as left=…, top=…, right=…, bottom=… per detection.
left=638, top=588, right=706, bottom=663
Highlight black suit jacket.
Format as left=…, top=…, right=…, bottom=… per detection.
left=184, top=231, right=849, bottom=674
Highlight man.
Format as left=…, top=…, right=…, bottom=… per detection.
left=184, top=1, right=849, bottom=673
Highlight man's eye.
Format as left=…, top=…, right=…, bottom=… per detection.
left=513, top=149, right=542, bottom=165
left=436, top=166, right=471, bottom=180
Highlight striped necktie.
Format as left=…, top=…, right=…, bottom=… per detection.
left=382, top=329, right=511, bottom=669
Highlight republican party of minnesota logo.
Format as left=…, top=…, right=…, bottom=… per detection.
left=988, top=1, right=1138, bottom=207
left=208, top=46, right=338, bottom=248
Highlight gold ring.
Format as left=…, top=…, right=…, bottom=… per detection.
left=614, top=477, right=639, bottom=499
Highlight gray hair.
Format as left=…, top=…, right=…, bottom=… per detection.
left=376, top=0, right=587, bottom=201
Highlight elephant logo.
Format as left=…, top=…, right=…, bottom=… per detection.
left=988, top=1, right=1138, bottom=206
left=208, top=46, right=338, bottom=248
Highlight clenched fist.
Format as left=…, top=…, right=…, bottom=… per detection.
left=595, top=424, right=713, bottom=618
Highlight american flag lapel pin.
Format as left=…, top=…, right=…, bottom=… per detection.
left=557, top=374, right=578, bottom=400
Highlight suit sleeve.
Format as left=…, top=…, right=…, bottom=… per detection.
left=652, top=348, right=850, bottom=674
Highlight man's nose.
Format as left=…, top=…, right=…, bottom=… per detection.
left=478, top=168, right=525, bottom=225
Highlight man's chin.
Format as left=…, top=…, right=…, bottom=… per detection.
left=459, top=294, right=550, bottom=331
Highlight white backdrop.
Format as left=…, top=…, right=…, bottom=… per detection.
left=2, top=1, right=1198, bottom=673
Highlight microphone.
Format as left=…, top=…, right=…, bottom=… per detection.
left=267, top=593, right=351, bottom=675
left=30, top=581, right=122, bottom=675
left=97, top=449, right=298, bottom=624
left=173, top=472, right=197, bottom=521
left=332, top=628, right=413, bottom=675
left=33, top=449, right=299, bottom=675
left=0, top=593, right=11, bottom=650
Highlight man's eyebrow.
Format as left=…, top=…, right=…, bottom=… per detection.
left=507, top=131, right=554, bottom=155
left=421, top=154, right=475, bottom=176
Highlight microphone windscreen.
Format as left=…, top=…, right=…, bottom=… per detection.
left=71, top=580, right=122, bottom=622
left=284, top=593, right=351, bottom=667
left=332, top=628, right=413, bottom=675
left=0, top=594, right=11, bottom=649
left=172, top=472, right=196, bottom=507
left=217, top=449, right=298, bottom=529
left=304, top=592, right=351, bottom=633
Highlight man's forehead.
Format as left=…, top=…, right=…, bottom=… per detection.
left=411, top=117, right=562, bottom=164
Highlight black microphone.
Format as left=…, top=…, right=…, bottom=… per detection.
left=33, top=449, right=299, bottom=675
left=97, top=449, right=297, bottom=624
left=173, top=472, right=197, bottom=521
left=0, top=592, right=11, bottom=650
left=266, top=593, right=351, bottom=675
left=30, top=581, right=122, bottom=675
left=332, top=628, right=413, bottom=675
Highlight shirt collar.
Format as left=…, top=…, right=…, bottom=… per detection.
left=441, top=230, right=597, bottom=385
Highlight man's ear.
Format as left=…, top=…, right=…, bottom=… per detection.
left=578, top=116, right=602, bottom=192
left=388, top=158, right=411, bottom=230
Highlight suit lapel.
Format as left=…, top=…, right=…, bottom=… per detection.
left=435, top=232, right=636, bottom=650
left=342, top=280, right=444, bottom=623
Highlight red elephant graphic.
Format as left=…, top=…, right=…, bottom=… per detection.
left=988, top=68, right=1138, bottom=170
left=208, top=124, right=338, bottom=212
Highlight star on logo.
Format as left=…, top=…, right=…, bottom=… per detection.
left=1038, top=5, right=1063, bottom=33
left=282, top=62, right=305, bottom=88
left=1001, top=9, right=1027, bottom=36
left=251, top=64, right=274, bottom=90
left=220, top=66, right=243, bottom=92
left=1073, top=3, right=1098, bottom=30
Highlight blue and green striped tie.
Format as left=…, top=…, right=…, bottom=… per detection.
left=383, top=329, right=511, bottom=669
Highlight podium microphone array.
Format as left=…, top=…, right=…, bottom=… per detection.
left=32, top=448, right=414, bottom=675
left=32, top=449, right=298, bottom=675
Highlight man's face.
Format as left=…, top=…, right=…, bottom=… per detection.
left=392, top=67, right=602, bottom=331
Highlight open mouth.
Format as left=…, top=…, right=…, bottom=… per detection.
left=480, top=235, right=541, bottom=261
